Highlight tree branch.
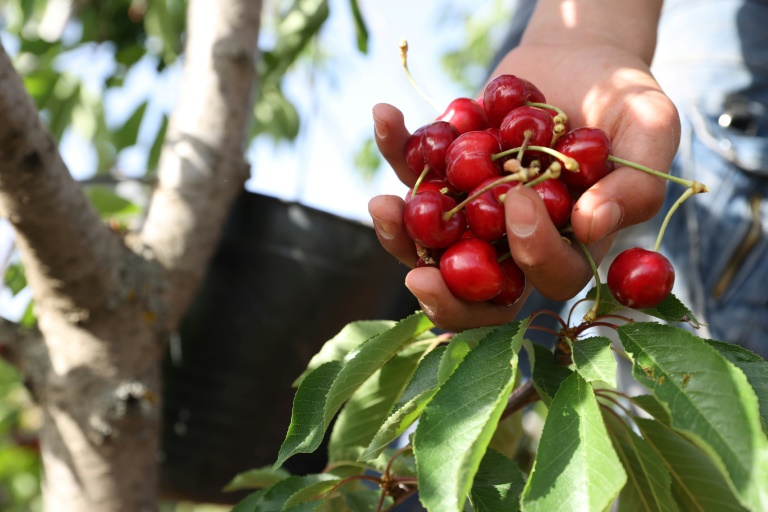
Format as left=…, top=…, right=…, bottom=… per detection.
left=0, top=44, right=124, bottom=316
left=138, top=0, right=261, bottom=326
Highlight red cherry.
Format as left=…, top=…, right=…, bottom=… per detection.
left=483, top=74, right=541, bottom=128
left=440, top=238, right=504, bottom=302
left=405, top=178, right=463, bottom=203
left=403, top=190, right=467, bottom=249
left=404, top=122, right=458, bottom=180
left=465, top=178, right=514, bottom=242
left=607, top=247, right=675, bottom=309
left=532, top=178, right=574, bottom=229
left=520, top=78, right=546, bottom=104
left=555, top=127, right=614, bottom=193
left=499, top=106, right=555, bottom=151
left=490, top=256, right=526, bottom=306
left=422, top=121, right=460, bottom=177
left=436, top=98, right=489, bottom=134
left=445, top=131, right=503, bottom=193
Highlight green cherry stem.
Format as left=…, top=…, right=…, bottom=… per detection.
left=526, top=101, right=569, bottom=125
left=607, top=155, right=709, bottom=193
left=411, top=166, right=431, bottom=196
left=653, top=186, right=696, bottom=252
left=493, top=145, right=579, bottom=171
left=442, top=171, right=533, bottom=221
left=574, top=237, right=601, bottom=322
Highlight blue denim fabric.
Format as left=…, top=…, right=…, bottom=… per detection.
left=499, top=0, right=768, bottom=357
left=651, top=0, right=768, bottom=357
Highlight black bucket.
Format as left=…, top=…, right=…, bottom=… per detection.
left=158, top=191, right=418, bottom=504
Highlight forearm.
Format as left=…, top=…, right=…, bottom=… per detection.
left=521, top=0, right=664, bottom=64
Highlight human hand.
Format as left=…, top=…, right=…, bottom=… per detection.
left=369, top=39, right=680, bottom=332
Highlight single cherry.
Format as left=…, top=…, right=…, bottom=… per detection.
left=405, top=178, right=463, bottom=203
left=445, top=131, right=503, bottom=193
left=403, top=190, right=467, bottom=249
left=555, top=127, right=614, bottom=193
left=404, top=122, right=458, bottom=180
left=490, top=256, right=526, bottom=306
left=439, top=238, right=504, bottom=302
left=607, top=247, right=675, bottom=309
left=465, top=178, right=514, bottom=242
left=422, top=121, right=460, bottom=177
left=483, top=74, right=541, bottom=128
left=532, top=178, right=574, bottom=229
left=499, top=105, right=556, bottom=151
left=436, top=97, right=489, bottom=134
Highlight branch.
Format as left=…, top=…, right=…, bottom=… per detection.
left=0, top=44, right=124, bottom=315
left=500, top=380, right=540, bottom=421
left=138, top=0, right=261, bottom=325
left=0, top=315, right=48, bottom=401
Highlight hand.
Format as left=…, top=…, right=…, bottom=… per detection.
left=369, top=40, right=680, bottom=332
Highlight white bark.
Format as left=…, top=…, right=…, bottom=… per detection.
left=0, top=0, right=262, bottom=509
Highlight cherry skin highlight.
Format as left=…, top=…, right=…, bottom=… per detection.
left=607, top=247, right=675, bottom=309
left=439, top=238, right=504, bottom=302
left=436, top=97, right=489, bottom=134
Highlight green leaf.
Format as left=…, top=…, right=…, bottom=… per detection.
left=414, top=319, right=529, bottom=512
left=359, top=346, right=445, bottom=462
left=521, top=373, right=626, bottom=512
left=704, top=339, right=768, bottom=429
left=275, top=312, right=434, bottom=468
left=634, top=417, right=747, bottom=512
left=19, top=300, right=36, bottom=328
left=283, top=478, right=343, bottom=509
left=602, top=411, right=679, bottom=512
left=263, top=0, right=329, bottom=80
left=232, top=489, right=269, bottom=512
left=252, top=84, right=301, bottom=141
left=568, top=336, right=617, bottom=388
left=246, top=474, right=339, bottom=512
left=274, top=360, right=344, bottom=470
left=619, top=322, right=768, bottom=510
left=84, top=186, right=141, bottom=219
left=112, top=100, right=148, bottom=152
left=586, top=285, right=700, bottom=327
left=328, top=342, right=426, bottom=463
left=223, top=466, right=291, bottom=492
left=293, top=319, right=400, bottom=387
left=522, top=339, right=572, bottom=406
left=437, top=326, right=497, bottom=384
left=469, top=448, right=525, bottom=512
left=352, top=137, right=382, bottom=183
left=3, top=264, right=27, bottom=296
left=347, top=0, right=369, bottom=53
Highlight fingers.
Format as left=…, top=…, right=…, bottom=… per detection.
left=405, top=267, right=532, bottom=332
left=504, top=185, right=612, bottom=302
left=368, top=194, right=418, bottom=268
left=372, top=103, right=417, bottom=187
left=572, top=88, right=681, bottom=245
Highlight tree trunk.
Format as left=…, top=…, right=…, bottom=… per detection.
left=0, top=0, right=261, bottom=510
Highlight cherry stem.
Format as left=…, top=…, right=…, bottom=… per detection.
left=443, top=169, right=536, bottom=220
left=654, top=186, right=696, bottom=252
left=411, top=166, right=431, bottom=196
left=497, top=251, right=512, bottom=264
left=526, top=101, right=569, bottom=125
left=492, top=145, right=579, bottom=171
left=574, top=238, right=602, bottom=322
left=399, top=39, right=441, bottom=113
left=607, top=155, right=710, bottom=193
left=517, top=130, right=534, bottom=162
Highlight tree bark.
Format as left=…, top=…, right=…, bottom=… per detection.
left=0, top=0, right=261, bottom=510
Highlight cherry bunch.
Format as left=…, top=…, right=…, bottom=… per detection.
left=399, top=72, right=705, bottom=312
